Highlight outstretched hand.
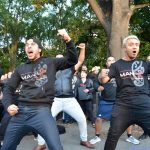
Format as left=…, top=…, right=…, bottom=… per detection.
left=57, top=29, right=71, bottom=42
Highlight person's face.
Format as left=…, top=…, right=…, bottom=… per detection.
left=80, top=71, right=87, bottom=78
left=25, top=39, right=41, bottom=61
left=124, top=38, right=140, bottom=60
left=106, top=57, right=115, bottom=68
left=94, top=69, right=99, bottom=74
left=147, top=56, right=150, bottom=62
left=82, top=65, right=87, bottom=71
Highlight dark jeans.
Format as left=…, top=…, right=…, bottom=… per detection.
left=0, top=112, right=11, bottom=141
left=1, top=105, right=63, bottom=150
left=0, top=103, right=4, bottom=122
left=104, top=104, right=150, bottom=150
left=79, top=100, right=94, bottom=123
left=63, top=112, right=74, bottom=122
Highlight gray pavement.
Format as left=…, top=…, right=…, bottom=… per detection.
left=17, top=121, right=150, bottom=150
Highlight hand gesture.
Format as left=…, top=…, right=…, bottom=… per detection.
left=57, top=29, right=71, bottom=42
left=7, top=104, right=19, bottom=116
left=98, top=86, right=104, bottom=92
left=77, top=43, right=85, bottom=50
left=84, top=89, right=89, bottom=93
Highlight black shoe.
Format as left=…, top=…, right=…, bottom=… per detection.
left=138, top=133, right=148, bottom=140
left=57, top=125, right=66, bottom=135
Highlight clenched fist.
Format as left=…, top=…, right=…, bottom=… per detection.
left=7, top=104, right=19, bottom=116
left=77, top=43, right=85, bottom=50
left=57, top=29, right=71, bottom=42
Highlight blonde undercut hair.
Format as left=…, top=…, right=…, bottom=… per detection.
left=123, top=35, right=140, bottom=48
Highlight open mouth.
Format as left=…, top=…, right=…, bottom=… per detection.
left=28, top=51, right=33, bottom=54
left=132, top=51, right=137, bottom=54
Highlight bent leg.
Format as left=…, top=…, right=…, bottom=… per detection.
left=29, top=107, right=63, bottom=150
left=135, top=109, right=150, bottom=137
left=1, top=115, right=29, bottom=150
left=104, top=106, right=133, bottom=150
left=64, top=98, right=88, bottom=141
left=36, top=98, right=63, bottom=146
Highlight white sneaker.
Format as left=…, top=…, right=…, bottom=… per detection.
left=126, top=136, right=140, bottom=145
left=89, top=136, right=101, bottom=144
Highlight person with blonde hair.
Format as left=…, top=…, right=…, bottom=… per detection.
left=101, top=35, right=150, bottom=150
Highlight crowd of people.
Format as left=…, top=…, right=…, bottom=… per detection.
left=0, top=32, right=149, bottom=150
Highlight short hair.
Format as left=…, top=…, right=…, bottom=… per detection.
left=123, top=35, right=140, bottom=48
left=107, top=56, right=115, bottom=62
left=81, top=70, right=88, bottom=74
left=32, top=38, right=43, bottom=49
left=26, top=38, right=43, bottom=49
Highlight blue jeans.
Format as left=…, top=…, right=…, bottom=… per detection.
left=104, top=104, right=150, bottom=150
left=0, top=112, right=11, bottom=141
left=1, top=105, right=63, bottom=150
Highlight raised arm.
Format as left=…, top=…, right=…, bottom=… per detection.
left=57, top=29, right=71, bottom=43
left=56, top=29, right=78, bottom=69
left=74, top=43, right=85, bottom=72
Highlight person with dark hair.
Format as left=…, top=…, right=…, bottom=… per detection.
left=89, top=66, right=100, bottom=125
left=89, top=57, right=116, bottom=144
left=75, top=70, right=95, bottom=126
left=1, top=29, right=77, bottom=150
left=100, top=35, right=150, bottom=150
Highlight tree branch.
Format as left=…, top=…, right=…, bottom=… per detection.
left=87, top=0, right=111, bottom=35
left=130, top=3, right=150, bottom=11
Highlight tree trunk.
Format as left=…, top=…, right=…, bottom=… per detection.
left=87, top=0, right=150, bottom=60
left=109, top=0, right=122, bottom=60
left=109, top=0, right=132, bottom=60
left=9, top=40, right=18, bottom=71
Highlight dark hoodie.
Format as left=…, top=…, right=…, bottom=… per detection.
left=2, top=40, right=77, bottom=110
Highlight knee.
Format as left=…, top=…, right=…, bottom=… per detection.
left=96, top=118, right=102, bottom=124
left=76, top=115, right=87, bottom=124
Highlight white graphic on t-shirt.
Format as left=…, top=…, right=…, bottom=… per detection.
left=34, top=62, right=48, bottom=87
left=20, top=62, right=48, bottom=87
left=131, top=61, right=144, bottom=87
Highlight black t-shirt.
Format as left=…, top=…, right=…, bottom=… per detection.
left=108, top=59, right=150, bottom=108
left=101, top=78, right=116, bottom=101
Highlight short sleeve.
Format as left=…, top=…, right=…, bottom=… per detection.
left=108, top=62, right=117, bottom=79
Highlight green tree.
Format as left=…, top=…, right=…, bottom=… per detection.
left=0, top=0, right=149, bottom=72
left=0, top=0, right=38, bottom=71
left=130, top=5, right=150, bottom=59
left=87, top=0, right=150, bottom=59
